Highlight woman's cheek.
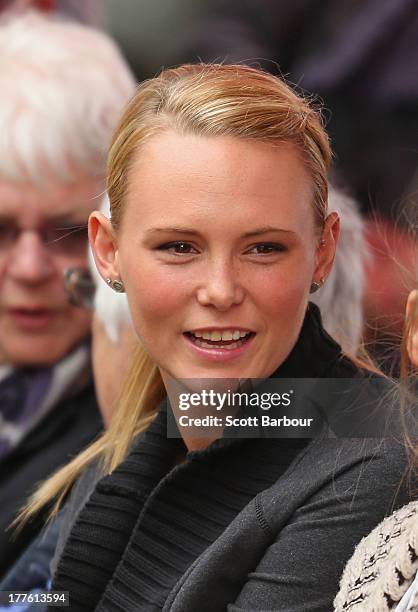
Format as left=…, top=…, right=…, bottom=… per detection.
left=126, top=265, right=191, bottom=326
left=250, top=262, right=309, bottom=306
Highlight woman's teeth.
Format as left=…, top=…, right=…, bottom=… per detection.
left=192, top=329, right=250, bottom=341
left=188, top=329, right=252, bottom=350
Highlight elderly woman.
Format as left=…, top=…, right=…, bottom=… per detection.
left=0, top=214, right=136, bottom=608
left=23, top=64, right=412, bottom=612
left=0, top=11, right=135, bottom=577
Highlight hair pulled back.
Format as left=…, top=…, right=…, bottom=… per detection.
left=108, top=63, right=331, bottom=231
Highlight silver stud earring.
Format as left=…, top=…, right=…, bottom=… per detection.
left=310, top=277, right=325, bottom=294
left=106, top=278, right=125, bottom=293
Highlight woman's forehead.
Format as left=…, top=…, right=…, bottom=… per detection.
left=123, top=131, right=314, bottom=229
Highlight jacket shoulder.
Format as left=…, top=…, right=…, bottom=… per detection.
left=50, top=458, right=104, bottom=578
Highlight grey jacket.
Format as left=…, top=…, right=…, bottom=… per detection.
left=52, top=435, right=412, bottom=611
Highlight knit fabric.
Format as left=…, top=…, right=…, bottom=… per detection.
left=52, top=403, right=309, bottom=611
left=334, top=501, right=418, bottom=611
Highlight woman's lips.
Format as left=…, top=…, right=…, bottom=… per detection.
left=183, top=331, right=255, bottom=362
left=9, top=308, right=56, bottom=332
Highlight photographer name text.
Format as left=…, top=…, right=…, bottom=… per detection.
left=178, top=414, right=313, bottom=428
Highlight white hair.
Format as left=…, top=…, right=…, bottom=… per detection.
left=0, top=11, right=135, bottom=183
left=89, top=196, right=132, bottom=343
left=312, top=187, right=368, bottom=355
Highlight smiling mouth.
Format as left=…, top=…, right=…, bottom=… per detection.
left=185, top=330, right=255, bottom=350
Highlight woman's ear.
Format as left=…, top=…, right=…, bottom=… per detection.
left=88, top=212, right=120, bottom=283
left=313, top=212, right=340, bottom=285
left=406, top=289, right=418, bottom=367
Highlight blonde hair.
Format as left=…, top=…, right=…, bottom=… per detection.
left=108, top=63, right=330, bottom=230
left=19, top=63, right=333, bottom=523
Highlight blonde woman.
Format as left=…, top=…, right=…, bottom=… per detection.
left=23, top=64, right=413, bottom=612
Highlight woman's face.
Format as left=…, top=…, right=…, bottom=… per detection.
left=92, top=131, right=337, bottom=381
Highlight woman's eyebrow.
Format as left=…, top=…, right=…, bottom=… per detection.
left=145, top=227, right=199, bottom=236
left=146, top=226, right=295, bottom=236
left=242, top=227, right=295, bottom=237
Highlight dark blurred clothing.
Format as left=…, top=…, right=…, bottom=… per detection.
left=0, top=347, right=101, bottom=579
left=0, top=368, right=53, bottom=460
left=178, top=0, right=418, bottom=222
left=0, top=512, right=63, bottom=612
left=52, top=0, right=103, bottom=24
left=0, top=0, right=103, bottom=24
left=0, top=511, right=63, bottom=593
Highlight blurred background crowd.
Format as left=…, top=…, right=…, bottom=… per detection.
left=0, top=0, right=416, bottom=596
left=1, top=0, right=416, bottom=354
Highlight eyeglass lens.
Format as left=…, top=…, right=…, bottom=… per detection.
left=0, top=224, right=89, bottom=255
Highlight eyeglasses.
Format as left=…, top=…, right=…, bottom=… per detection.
left=64, top=267, right=95, bottom=309
left=0, top=224, right=89, bottom=255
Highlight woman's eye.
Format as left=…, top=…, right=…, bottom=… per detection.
left=246, top=243, right=287, bottom=255
left=156, top=241, right=198, bottom=255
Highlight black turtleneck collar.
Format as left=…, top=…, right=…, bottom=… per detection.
left=272, top=302, right=356, bottom=379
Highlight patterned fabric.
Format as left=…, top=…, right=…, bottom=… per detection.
left=334, top=501, right=418, bottom=611
left=0, top=368, right=52, bottom=459
left=0, top=344, right=90, bottom=461
left=396, top=571, right=418, bottom=611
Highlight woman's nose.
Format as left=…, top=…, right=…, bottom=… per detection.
left=196, top=260, right=245, bottom=311
left=6, top=231, right=55, bottom=284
